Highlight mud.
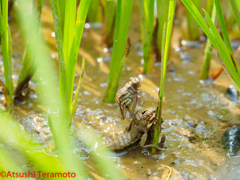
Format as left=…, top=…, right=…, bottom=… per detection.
left=1, top=1, right=240, bottom=180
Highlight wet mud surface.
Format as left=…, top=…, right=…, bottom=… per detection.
left=1, top=1, right=240, bottom=180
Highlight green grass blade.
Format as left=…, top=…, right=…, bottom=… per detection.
left=225, top=1, right=236, bottom=32
left=16, top=0, right=43, bottom=100
left=152, top=0, right=176, bottom=153
left=156, top=0, right=169, bottom=62
left=201, top=3, right=217, bottom=80
left=138, top=0, right=154, bottom=74
left=204, top=9, right=240, bottom=89
left=0, top=0, right=13, bottom=105
left=51, top=0, right=67, bottom=95
left=104, top=0, right=134, bottom=103
left=185, top=0, right=201, bottom=40
left=67, top=0, right=91, bottom=114
left=63, top=0, right=77, bottom=65
left=88, top=0, right=100, bottom=22
left=51, top=0, right=68, bottom=126
left=57, top=0, right=66, bottom=29
left=236, top=0, right=240, bottom=10
left=16, top=1, right=88, bottom=177
left=181, top=0, right=240, bottom=91
left=71, top=58, right=85, bottom=115
left=104, top=0, right=117, bottom=47
left=215, top=0, right=234, bottom=55
left=229, top=0, right=240, bottom=31
left=206, top=0, right=214, bottom=14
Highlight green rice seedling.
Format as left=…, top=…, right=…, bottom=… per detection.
left=156, top=0, right=169, bottom=62
left=15, top=0, right=43, bottom=102
left=181, top=0, right=240, bottom=91
left=200, top=3, right=217, bottom=80
left=14, top=1, right=125, bottom=178
left=57, top=0, right=66, bottom=29
left=185, top=0, right=201, bottom=40
left=229, top=0, right=240, bottom=31
left=138, top=0, right=154, bottom=74
left=63, top=0, right=77, bottom=65
left=103, top=0, right=117, bottom=48
left=104, top=0, right=134, bottom=103
left=51, top=0, right=91, bottom=131
left=225, top=2, right=236, bottom=32
left=206, top=0, right=214, bottom=15
left=152, top=0, right=176, bottom=153
left=0, top=0, right=14, bottom=106
left=88, top=0, right=101, bottom=22
left=71, top=57, right=85, bottom=115
left=67, top=0, right=91, bottom=117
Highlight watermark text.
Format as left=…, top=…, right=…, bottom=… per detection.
left=0, top=171, right=76, bottom=178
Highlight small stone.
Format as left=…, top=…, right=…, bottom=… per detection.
left=146, top=169, right=151, bottom=176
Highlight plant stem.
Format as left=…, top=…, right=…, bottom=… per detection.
left=71, top=58, right=85, bottom=116
left=63, top=0, right=76, bottom=67
left=57, top=0, right=66, bottom=30
left=67, top=0, right=91, bottom=114
left=152, top=0, right=176, bottom=153
left=51, top=0, right=67, bottom=109
left=156, top=0, right=169, bottom=62
left=50, top=0, right=68, bottom=150
left=200, top=3, right=217, bottom=80
left=103, top=0, right=117, bottom=48
left=0, top=0, right=13, bottom=106
left=138, top=0, right=154, bottom=74
left=185, top=0, right=201, bottom=40
left=229, top=0, right=240, bottom=31
left=88, top=0, right=101, bottom=22
left=104, top=0, right=134, bottom=103
left=206, top=0, right=214, bottom=15
left=16, top=0, right=43, bottom=101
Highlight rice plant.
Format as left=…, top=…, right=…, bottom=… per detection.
left=103, top=0, right=117, bottom=48
left=0, top=0, right=125, bottom=178
left=0, top=0, right=14, bottom=106
left=156, top=0, right=169, bottom=63
left=181, top=0, right=240, bottom=91
left=88, top=0, right=101, bottom=22
left=138, top=0, right=154, bottom=74
left=200, top=2, right=217, bottom=80
left=0, top=0, right=44, bottom=105
left=15, top=0, right=43, bottom=102
left=206, top=0, right=214, bottom=15
left=185, top=0, right=201, bottom=41
left=51, top=0, right=91, bottom=135
left=104, top=0, right=134, bottom=103
left=229, top=0, right=240, bottom=30
left=152, top=0, right=176, bottom=153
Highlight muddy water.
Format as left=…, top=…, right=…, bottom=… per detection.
left=2, top=1, right=240, bottom=180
